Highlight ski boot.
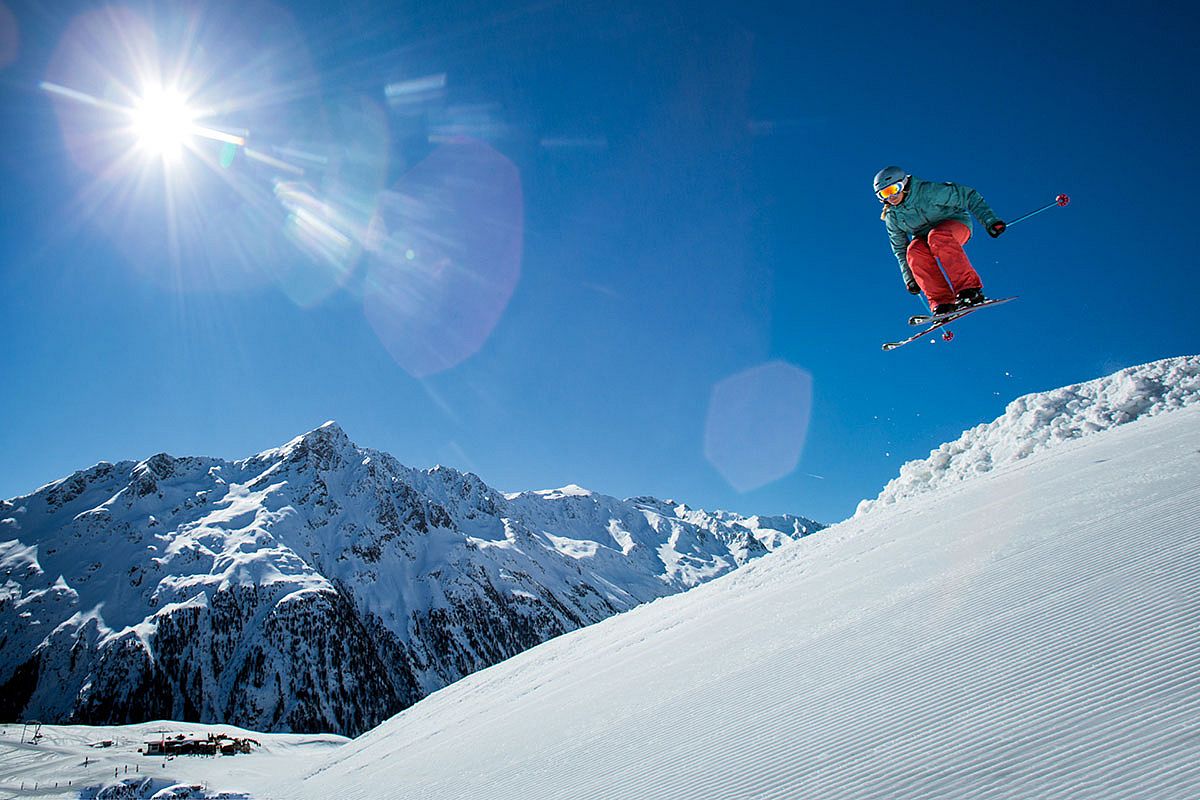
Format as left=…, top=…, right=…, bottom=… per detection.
left=956, top=287, right=986, bottom=307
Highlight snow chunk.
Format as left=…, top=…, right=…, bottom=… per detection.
left=857, top=355, right=1200, bottom=516
left=254, top=421, right=354, bottom=465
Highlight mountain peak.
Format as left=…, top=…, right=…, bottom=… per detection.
left=272, top=421, right=357, bottom=470
left=134, top=452, right=177, bottom=479
left=312, top=420, right=348, bottom=438
left=286, top=421, right=351, bottom=446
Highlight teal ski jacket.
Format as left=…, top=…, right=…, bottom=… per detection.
left=881, top=176, right=1001, bottom=287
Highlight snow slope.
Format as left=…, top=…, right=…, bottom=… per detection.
left=283, top=402, right=1200, bottom=799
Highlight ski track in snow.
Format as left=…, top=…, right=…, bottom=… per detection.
left=275, top=404, right=1200, bottom=800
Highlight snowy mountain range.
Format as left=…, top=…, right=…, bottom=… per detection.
left=0, top=425, right=822, bottom=737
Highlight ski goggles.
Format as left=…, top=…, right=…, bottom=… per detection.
left=876, top=180, right=905, bottom=201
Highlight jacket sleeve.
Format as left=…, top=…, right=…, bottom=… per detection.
left=883, top=209, right=914, bottom=286
left=949, top=182, right=1000, bottom=227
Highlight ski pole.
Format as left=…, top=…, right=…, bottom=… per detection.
left=1005, top=194, right=1070, bottom=228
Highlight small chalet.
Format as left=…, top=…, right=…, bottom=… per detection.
left=142, top=732, right=260, bottom=757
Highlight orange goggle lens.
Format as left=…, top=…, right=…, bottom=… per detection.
left=876, top=181, right=904, bottom=201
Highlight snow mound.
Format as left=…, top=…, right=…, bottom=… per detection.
left=856, top=355, right=1200, bottom=517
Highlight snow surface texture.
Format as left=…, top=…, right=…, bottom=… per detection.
left=856, top=354, right=1200, bottom=516
left=0, top=426, right=820, bottom=737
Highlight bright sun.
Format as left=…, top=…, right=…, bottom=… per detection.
left=131, top=87, right=196, bottom=159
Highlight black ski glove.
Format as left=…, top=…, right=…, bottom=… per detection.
left=987, top=220, right=1007, bottom=238
left=905, top=278, right=921, bottom=295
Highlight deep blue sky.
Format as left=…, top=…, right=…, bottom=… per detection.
left=1, top=0, right=1196, bottom=524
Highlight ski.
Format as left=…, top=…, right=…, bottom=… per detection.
left=883, top=320, right=954, bottom=351
left=884, top=296, right=1018, bottom=351
left=907, top=296, right=1017, bottom=326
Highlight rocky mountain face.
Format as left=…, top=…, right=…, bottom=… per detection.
left=0, top=424, right=822, bottom=736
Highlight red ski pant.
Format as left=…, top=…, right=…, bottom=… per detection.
left=906, top=220, right=983, bottom=310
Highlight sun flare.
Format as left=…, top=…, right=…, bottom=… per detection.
left=131, top=87, right=196, bottom=159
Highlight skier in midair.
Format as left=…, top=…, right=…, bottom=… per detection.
left=875, top=166, right=1006, bottom=317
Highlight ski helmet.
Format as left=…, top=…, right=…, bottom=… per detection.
left=873, top=166, right=909, bottom=194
